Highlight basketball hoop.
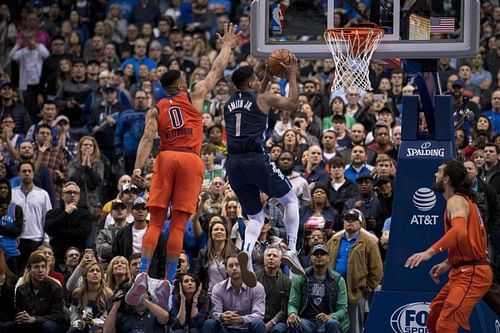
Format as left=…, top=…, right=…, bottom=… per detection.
left=324, top=27, right=384, bottom=93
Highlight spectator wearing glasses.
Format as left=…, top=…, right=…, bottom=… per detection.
left=44, top=181, right=92, bottom=267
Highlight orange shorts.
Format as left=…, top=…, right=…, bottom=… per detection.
left=428, top=264, right=492, bottom=332
left=148, top=150, right=204, bottom=214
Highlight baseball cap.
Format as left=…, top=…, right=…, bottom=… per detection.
left=356, top=174, right=374, bottom=183
left=111, top=199, right=127, bottom=210
left=122, top=183, right=139, bottom=193
left=103, top=84, right=117, bottom=92
left=53, top=115, right=70, bottom=126
left=374, top=176, right=392, bottom=187
left=0, top=81, right=12, bottom=89
left=343, top=209, right=365, bottom=224
left=132, top=197, right=147, bottom=209
left=373, top=121, right=390, bottom=130
left=311, top=244, right=329, bottom=255
left=452, top=79, right=465, bottom=88
left=379, top=107, right=393, bottom=115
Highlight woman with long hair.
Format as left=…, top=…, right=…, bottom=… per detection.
left=195, top=221, right=237, bottom=292
left=68, top=136, right=104, bottom=244
left=67, top=31, right=83, bottom=58
left=463, top=115, right=493, bottom=159
left=170, top=273, right=208, bottom=333
left=69, top=261, right=112, bottom=333
left=105, top=256, right=131, bottom=291
left=281, top=128, right=307, bottom=165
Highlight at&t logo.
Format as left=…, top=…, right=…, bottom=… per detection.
left=412, top=188, right=436, bottom=211
left=390, top=302, right=430, bottom=333
left=411, top=188, right=438, bottom=225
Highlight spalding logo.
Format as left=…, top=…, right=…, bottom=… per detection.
left=421, top=142, right=432, bottom=149
left=391, top=302, right=430, bottom=333
left=413, top=188, right=436, bottom=212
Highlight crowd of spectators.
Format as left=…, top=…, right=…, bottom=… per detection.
left=0, top=0, right=499, bottom=333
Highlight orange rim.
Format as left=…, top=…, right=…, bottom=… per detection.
left=324, top=27, right=384, bottom=39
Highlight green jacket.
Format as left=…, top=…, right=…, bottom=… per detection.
left=255, top=270, right=291, bottom=323
left=288, top=267, right=349, bottom=333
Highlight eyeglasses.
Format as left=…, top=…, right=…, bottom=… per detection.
left=63, top=190, right=80, bottom=195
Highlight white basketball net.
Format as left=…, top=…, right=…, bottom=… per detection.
left=324, top=28, right=384, bottom=93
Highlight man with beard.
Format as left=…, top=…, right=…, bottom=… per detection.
left=405, top=161, right=493, bottom=333
left=302, top=80, right=329, bottom=119
left=277, top=151, right=310, bottom=208
left=339, top=123, right=376, bottom=166
left=344, top=145, right=374, bottom=183
left=202, top=255, right=266, bottom=333
left=287, top=244, right=349, bottom=333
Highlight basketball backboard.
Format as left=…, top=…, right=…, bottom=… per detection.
left=250, top=0, right=480, bottom=59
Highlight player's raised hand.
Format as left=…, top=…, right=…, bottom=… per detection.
left=216, top=22, right=241, bottom=48
left=286, top=54, right=299, bottom=76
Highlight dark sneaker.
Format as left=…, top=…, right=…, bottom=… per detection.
left=154, top=280, right=171, bottom=310
left=282, top=250, right=305, bottom=275
left=237, top=251, right=257, bottom=288
left=125, top=272, right=148, bottom=305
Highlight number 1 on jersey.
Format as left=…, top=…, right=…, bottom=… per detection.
left=235, top=113, right=242, bottom=137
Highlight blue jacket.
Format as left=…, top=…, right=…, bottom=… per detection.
left=114, top=108, right=147, bottom=158
left=0, top=203, right=23, bottom=257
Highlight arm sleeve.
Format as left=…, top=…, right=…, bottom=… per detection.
left=0, top=205, right=24, bottom=237
left=287, top=275, right=301, bottom=315
left=431, top=216, right=468, bottom=253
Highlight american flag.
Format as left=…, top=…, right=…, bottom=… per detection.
left=430, top=17, right=455, bottom=33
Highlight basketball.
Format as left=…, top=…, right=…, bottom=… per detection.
left=266, top=49, right=293, bottom=78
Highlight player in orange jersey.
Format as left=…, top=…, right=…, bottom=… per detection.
left=125, top=23, right=240, bottom=307
left=405, top=160, right=493, bottom=333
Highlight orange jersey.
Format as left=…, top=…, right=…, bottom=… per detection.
left=438, top=196, right=489, bottom=266
left=156, top=92, right=203, bottom=154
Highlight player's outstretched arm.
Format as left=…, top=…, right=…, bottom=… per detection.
left=191, top=23, right=240, bottom=107
left=133, top=108, right=158, bottom=185
left=258, top=55, right=299, bottom=112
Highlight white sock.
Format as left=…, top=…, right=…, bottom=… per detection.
left=243, top=210, right=266, bottom=271
left=277, top=189, right=300, bottom=251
